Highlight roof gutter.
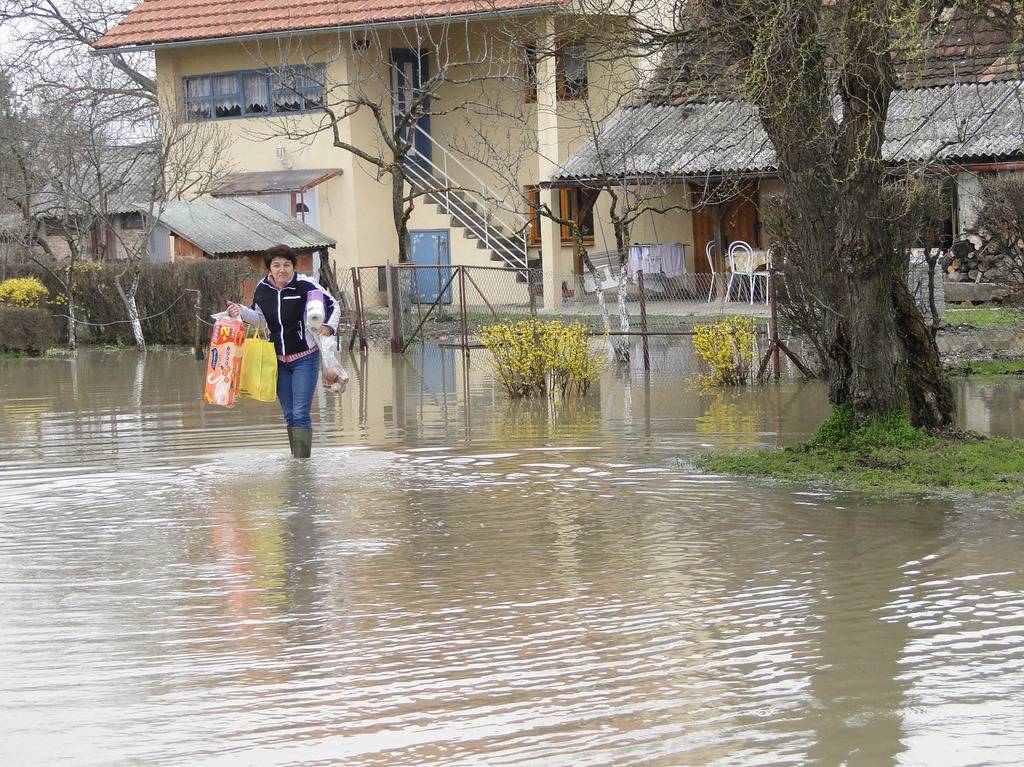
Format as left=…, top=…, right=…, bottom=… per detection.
left=954, top=159, right=1024, bottom=173
left=92, top=5, right=560, bottom=56
left=544, top=155, right=1024, bottom=188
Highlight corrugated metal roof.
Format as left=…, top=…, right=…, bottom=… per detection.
left=32, top=144, right=159, bottom=218
left=554, top=80, right=1024, bottom=182
left=209, top=168, right=342, bottom=196
left=153, top=197, right=335, bottom=255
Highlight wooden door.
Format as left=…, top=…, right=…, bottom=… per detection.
left=690, top=182, right=760, bottom=273
left=692, top=206, right=714, bottom=273
left=724, top=184, right=759, bottom=247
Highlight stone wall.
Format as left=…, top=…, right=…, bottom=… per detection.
left=908, top=257, right=946, bottom=323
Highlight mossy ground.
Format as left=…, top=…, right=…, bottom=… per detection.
left=696, top=404, right=1024, bottom=495
left=948, top=359, right=1024, bottom=378
left=945, top=306, right=1024, bottom=328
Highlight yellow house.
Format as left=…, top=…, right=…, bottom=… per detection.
left=94, top=0, right=680, bottom=309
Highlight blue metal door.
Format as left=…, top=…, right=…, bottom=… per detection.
left=409, top=229, right=451, bottom=304
left=390, top=48, right=431, bottom=164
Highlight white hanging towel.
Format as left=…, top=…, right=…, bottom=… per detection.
left=627, top=244, right=650, bottom=280
left=660, top=243, right=687, bottom=278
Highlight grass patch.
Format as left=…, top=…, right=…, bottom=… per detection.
left=948, top=359, right=1024, bottom=379
left=696, top=404, right=1024, bottom=495
left=945, top=306, right=1024, bottom=328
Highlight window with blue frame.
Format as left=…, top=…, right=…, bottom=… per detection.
left=184, top=64, right=326, bottom=120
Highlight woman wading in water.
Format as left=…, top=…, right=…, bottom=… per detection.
left=227, top=245, right=339, bottom=458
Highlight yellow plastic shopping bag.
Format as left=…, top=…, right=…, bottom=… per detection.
left=238, top=325, right=278, bottom=402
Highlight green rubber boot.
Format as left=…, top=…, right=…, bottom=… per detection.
left=291, top=427, right=312, bottom=459
left=286, top=427, right=296, bottom=455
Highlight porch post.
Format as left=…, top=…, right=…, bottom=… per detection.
left=536, top=16, right=567, bottom=309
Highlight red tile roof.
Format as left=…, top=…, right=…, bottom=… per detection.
left=95, top=0, right=562, bottom=49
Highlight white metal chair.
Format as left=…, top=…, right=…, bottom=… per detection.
left=727, top=240, right=769, bottom=304
left=582, top=264, right=617, bottom=294
left=704, top=240, right=718, bottom=302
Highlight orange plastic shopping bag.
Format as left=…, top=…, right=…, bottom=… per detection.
left=204, top=315, right=246, bottom=407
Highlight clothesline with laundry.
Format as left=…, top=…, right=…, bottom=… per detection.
left=626, top=242, right=688, bottom=280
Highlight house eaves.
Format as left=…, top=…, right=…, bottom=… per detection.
left=553, top=80, right=1024, bottom=184
left=92, top=3, right=563, bottom=55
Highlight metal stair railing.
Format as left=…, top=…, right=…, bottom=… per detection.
left=403, top=125, right=529, bottom=270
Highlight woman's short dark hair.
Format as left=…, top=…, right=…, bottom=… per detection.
left=264, top=244, right=297, bottom=269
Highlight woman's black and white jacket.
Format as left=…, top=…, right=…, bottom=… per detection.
left=238, top=274, right=340, bottom=356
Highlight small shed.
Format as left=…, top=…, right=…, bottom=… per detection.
left=152, top=196, right=336, bottom=274
left=208, top=168, right=342, bottom=230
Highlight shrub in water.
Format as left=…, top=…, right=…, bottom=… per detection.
left=693, top=316, right=756, bottom=386
left=0, top=277, right=49, bottom=308
left=481, top=319, right=603, bottom=398
left=0, top=307, right=58, bottom=355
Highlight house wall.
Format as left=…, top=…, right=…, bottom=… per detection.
left=156, top=37, right=361, bottom=269
left=577, top=179, right=787, bottom=277
left=173, top=236, right=204, bottom=263
left=109, top=213, right=149, bottom=260
left=585, top=185, right=695, bottom=273
left=154, top=14, right=640, bottom=309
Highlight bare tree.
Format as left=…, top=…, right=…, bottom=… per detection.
left=0, top=0, right=156, bottom=106
left=675, top=0, right=1003, bottom=428
left=449, top=11, right=719, bottom=354
left=8, top=83, right=231, bottom=350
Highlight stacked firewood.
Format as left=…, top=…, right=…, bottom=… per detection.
left=944, top=238, right=1017, bottom=284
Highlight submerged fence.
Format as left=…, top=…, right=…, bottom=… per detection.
left=339, top=263, right=806, bottom=373
left=329, top=257, right=945, bottom=377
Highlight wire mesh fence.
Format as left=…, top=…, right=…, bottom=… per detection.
left=346, top=263, right=778, bottom=349
left=336, top=255, right=948, bottom=381
left=339, top=262, right=823, bottom=377
left=549, top=267, right=772, bottom=335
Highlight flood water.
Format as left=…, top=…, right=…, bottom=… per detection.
left=2, top=344, right=1023, bottom=766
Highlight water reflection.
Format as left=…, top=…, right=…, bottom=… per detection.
left=1, top=346, right=1023, bottom=766
left=805, top=510, right=946, bottom=766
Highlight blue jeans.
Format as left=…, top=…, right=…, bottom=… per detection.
left=277, top=351, right=320, bottom=428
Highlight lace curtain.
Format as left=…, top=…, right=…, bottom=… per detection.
left=212, top=74, right=241, bottom=114
left=243, top=73, right=269, bottom=114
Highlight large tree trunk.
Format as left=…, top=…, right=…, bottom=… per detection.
left=833, top=0, right=953, bottom=427
left=836, top=170, right=909, bottom=417
left=749, top=0, right=954, bottom=428
left=892, top=278, right=955, bottom=428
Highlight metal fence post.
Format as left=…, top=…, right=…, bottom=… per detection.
left=527, top=262, right=538, bottom=317
left=458, top=266, right=469, bottom=357
left=349, top=266, right=368, bottom=352
left=769, top=267, right=781, bottom=379
left=637, top=269, right=651, bottom=372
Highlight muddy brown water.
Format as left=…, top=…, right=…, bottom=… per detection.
left=2, top=345, right=1023, bottom=766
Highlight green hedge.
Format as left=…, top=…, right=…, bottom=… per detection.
left=5, top=259, right=256, bottom=346
left=0, top=306, right=59, bottom=355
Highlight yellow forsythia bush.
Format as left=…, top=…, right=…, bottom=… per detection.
left=0, top=277, right=50, bottom=308
left=481, top=318, right=603, bottom=398
left=693, top=316, right=756, bottom=386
